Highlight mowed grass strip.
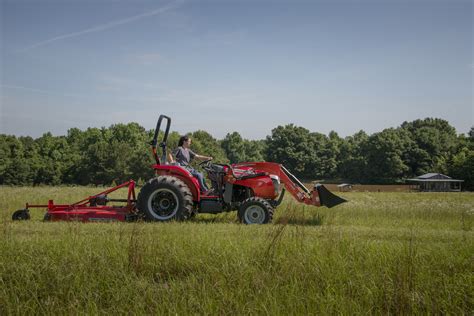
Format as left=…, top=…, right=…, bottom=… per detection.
left=0, top=187, right=473, bottom=315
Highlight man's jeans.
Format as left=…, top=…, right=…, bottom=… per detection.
left=190, top=169, right=209, bottom=192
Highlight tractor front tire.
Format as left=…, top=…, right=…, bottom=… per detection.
left=137, top=176, right=194, bottom=222
left=238, top=197, right=274, bottom=224
left=12, top=209, right=30, bottom=221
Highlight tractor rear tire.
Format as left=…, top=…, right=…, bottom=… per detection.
left=238, top=197, right=274, bottom=224
left=137, top=176, right=194, bottom=222
left=12, top=209, right=30, bottom=221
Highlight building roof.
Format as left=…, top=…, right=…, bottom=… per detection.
left=407, top=179, right=464, bottom=182
left=417, top=173, right=451, bottom=180
left=407, top=173, right=464, bottom=182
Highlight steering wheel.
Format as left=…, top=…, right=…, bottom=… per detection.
left=198, top=159, right=213, bottom=167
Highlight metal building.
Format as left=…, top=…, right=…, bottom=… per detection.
left=407, top=173, right=464, bottom=192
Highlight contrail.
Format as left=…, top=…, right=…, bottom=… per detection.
left=19, top=0, right=182, bottom=52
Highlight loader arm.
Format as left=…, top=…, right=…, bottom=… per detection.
left=232, top=162, right=347, bottom=208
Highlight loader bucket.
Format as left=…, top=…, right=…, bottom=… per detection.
left=315, top=184, right=347, bottom=208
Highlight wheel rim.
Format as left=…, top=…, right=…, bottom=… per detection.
left=244, top=205, right=266, bottom=224
left=147, top=188, right=179, bottom=220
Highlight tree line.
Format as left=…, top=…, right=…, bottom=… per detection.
left=1, top=118, right=472, bottom=190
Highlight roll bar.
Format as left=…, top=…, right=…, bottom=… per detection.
left=151, top=115, right=171, bottom=165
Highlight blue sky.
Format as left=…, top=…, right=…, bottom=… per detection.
left=1, top=0, right=472, bottom=139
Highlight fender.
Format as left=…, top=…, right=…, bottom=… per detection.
left=153, top=164, right=201, bottom=201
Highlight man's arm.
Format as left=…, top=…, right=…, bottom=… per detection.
left=167, top=152, right=175, bottom=163
left=190, top=149, right=212, bottom=161
left=195, top=154, right=213, bottom=161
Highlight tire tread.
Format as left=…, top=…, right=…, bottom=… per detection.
left=238, top=197, right=274, bottom=224
left=137, top=176, right=193, bottom=221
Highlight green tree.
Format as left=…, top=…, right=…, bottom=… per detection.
left=189, top=130, right=228, bottom=163
left=364, top=128, right=412, bottom=182
left=265, top=124, right=312, bottom=177
left=243, top=139, right=265, bottom=162
left=221, top=132, right=246, bottom=163
left=401, top=118, right=458, bottom=174
left=265, top=124, right=337, bottom=179
left=305, top=132, right=338, bottom=179
left=449, top=147, right=474, bottom=190
left=34, top=133, right=72, bottom=185
left=221, top=132, right=265, bottom=163
left=1, top=135, right=34, bottom=185
left=448, top=127, right=474, bottom=190
left=337, top=130, right=369, bottom=181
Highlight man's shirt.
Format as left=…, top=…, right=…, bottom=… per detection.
left=173, top=146, right=196, bottom=167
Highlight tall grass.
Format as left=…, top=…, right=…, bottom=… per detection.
left=0, top=187, right=473, bottom=314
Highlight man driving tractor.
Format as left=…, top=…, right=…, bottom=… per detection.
left=172, top=135, right=213, bottom=193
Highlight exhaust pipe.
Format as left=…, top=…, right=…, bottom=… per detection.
left=315, top=184, right=347, bottom=208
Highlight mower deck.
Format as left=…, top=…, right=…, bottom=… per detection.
left=13, top=180, right=139, bottom=222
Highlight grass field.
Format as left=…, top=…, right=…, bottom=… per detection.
left=0, top=186, right=473, bottom=315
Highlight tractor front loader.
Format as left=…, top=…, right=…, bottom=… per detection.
left=229, top=162, right=348, bottom=208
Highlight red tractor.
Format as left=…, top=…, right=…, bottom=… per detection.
left=136, top=115, right=346, bottom=224
left=11, top=114, right=346, bottom=224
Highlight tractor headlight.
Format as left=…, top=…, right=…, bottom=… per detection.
left=270, top=175, right=280, bottom=195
